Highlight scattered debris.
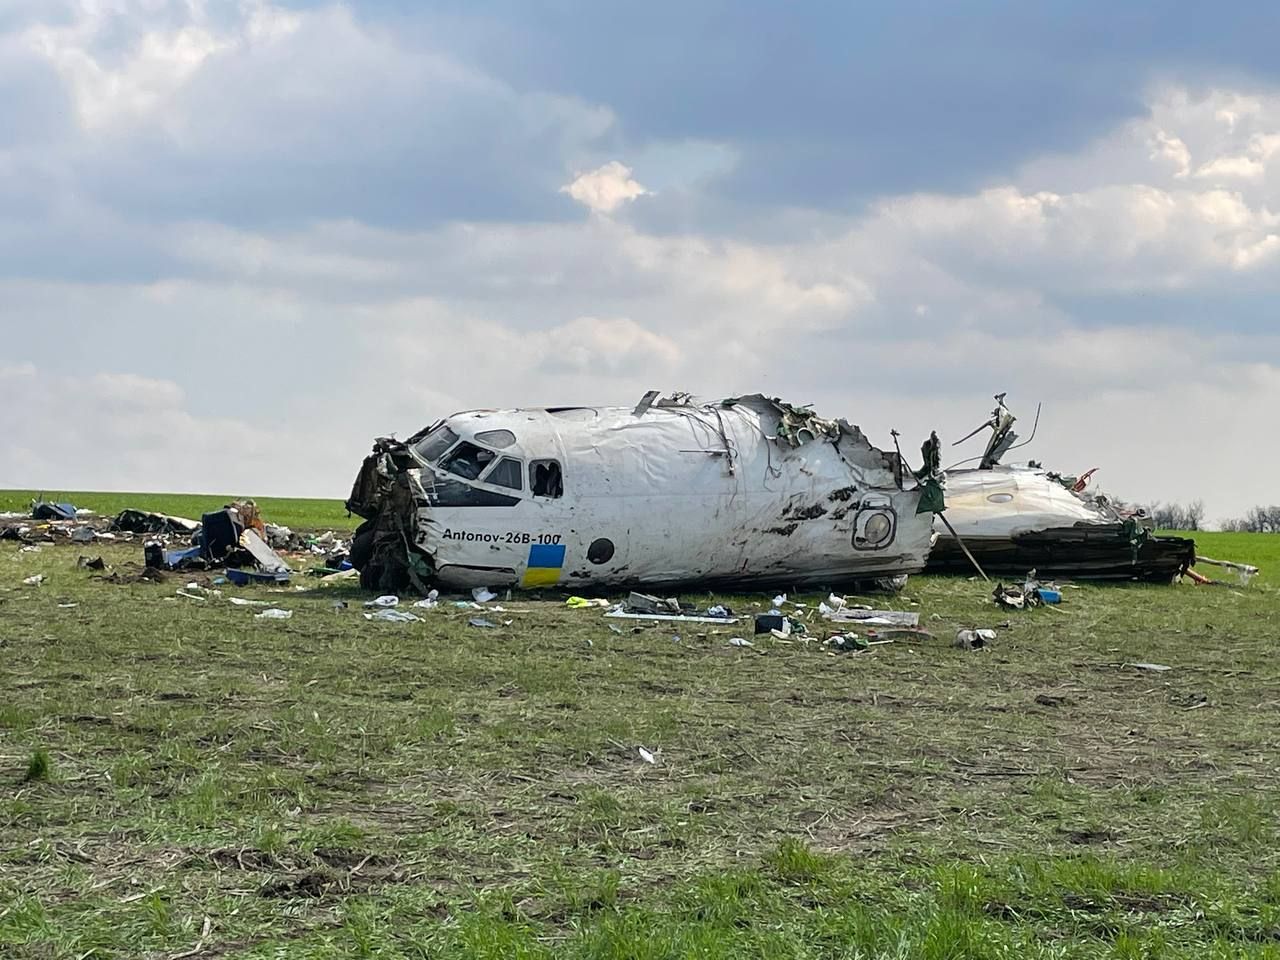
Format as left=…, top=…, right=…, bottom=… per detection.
left=364, top=595, right=400, bottom=609
left=821, top=606, right=920, bottom=627
left=469, top=617, right=498, bottom=628
left=954, top=628, right=996, bottom=650
left=255, top=608, right=293, bottom=620
left=22, top=574, right=44, bottom=586
left=992, top=583, right=1029, bottom=610
left=1188, top=555, right=1260, bottom=587
left=638, top=747, right=658, bottom=765
left=825, top=633, right=869, bottom=652
left=238, top=528, right=290, bottom=575
left=1130, top=662, right=1171, bottom=673
left=566, top=596, right=610, bottom=609
left=755, top=613, right=790, bottom=635
left=472, top=586, right=498, bottom=603
left=32, top=500, right=77, bottom=521
left=364, top=609, right=421, bottom=623
left=224, top=568, right=290, bottom=586
left=229, top=597, right=268, bottom=607
left=112, top=509, right=201, bottom=536
left=606, top=610, right=742, bottom=625
left=991, top=571, right=1063, bottom=610
left=728, top=637, right=754, bottom=647
left=625, top=592, right=683, bottom=616
left=318, top=569, right=360, bottom=583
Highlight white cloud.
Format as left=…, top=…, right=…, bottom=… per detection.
left=1150, top=130, right=1191, bottom=178
left=4, top=1, right=618, bottom=227
left=22, top=0, right=241, bottom=130
left=561, top=161, right=649, bottom=213
left=0, top=365, right=313, bottom=495
left=534, top=316, right=681, bottom=375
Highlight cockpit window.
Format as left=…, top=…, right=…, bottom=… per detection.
left=413, top=425, right=459, bottom=463
left=474, top=429, right=517, bottom=449
left=484, top=457, right=523, bottom=490
left=529, top=459, right=563, bottom=498
left=440, top=442, right=497, bottom=480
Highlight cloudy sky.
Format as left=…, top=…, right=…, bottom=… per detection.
left=3, top=1, right=1279, bottom=525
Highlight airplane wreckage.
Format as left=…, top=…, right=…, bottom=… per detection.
left=346, top=393, right=942, bottom=592
left=926, top=396, right=1196, bottom=581
left=346, top=391, right=1215, bottom=594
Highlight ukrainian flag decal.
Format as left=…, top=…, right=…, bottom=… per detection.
left=522, top=543, right=566, bottom=588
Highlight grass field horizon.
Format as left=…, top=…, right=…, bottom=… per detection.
left=0, top=490, right=355, bottom=532
left=3, top=494, right=1279, bottom=957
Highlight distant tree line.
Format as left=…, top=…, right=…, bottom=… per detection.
left=1141, top=500, right=1205, bottom=531
left=1221, top=506, right=1280, bottom=533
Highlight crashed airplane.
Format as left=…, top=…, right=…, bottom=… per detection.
left=927, top=396, right=1196, bottom=581
left=346, top=393, right=939, bottom=592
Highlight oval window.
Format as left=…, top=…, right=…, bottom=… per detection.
left=587, top=538, right=615, bottom=564
left=861, top=513, right=892, bottom=545
left=475, top=429, right=517, bottom=448
left=986, top=493, right=1014, bottom=504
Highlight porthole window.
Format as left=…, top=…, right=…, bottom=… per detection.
left=587, top=538, right=615, bottom=564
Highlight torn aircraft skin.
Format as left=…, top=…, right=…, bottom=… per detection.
left=927, top=396, right=1195, bottom=581
left=346, top=393, right=938, bottom=593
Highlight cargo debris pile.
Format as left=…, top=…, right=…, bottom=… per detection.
left=2, top=497, right=352, bottom=584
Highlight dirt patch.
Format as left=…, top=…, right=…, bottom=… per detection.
left=91, top=563, right=166, bottom=584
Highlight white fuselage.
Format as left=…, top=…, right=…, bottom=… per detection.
left=388, top=398, right=935, bottom=590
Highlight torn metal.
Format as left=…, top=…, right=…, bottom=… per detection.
left=928, top=396, right=1195, bottom=581
left=346, top=392, right=939, bottom=592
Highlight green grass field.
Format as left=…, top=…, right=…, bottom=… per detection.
left=0, top=491, right=354, bottom=532
left=2, top=511, right=1278, bottom=958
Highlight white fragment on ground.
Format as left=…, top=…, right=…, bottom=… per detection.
left=364, top=609, right=421, bottom=623
left=728, top=637, right=753, bottom=647
left=364, top=595, right=399, bottom=608
left=638, top=747, right=658, bottom=764
left=22, top=574, right=44, bottom=586
left=256, top=608, right=293, bottom=620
